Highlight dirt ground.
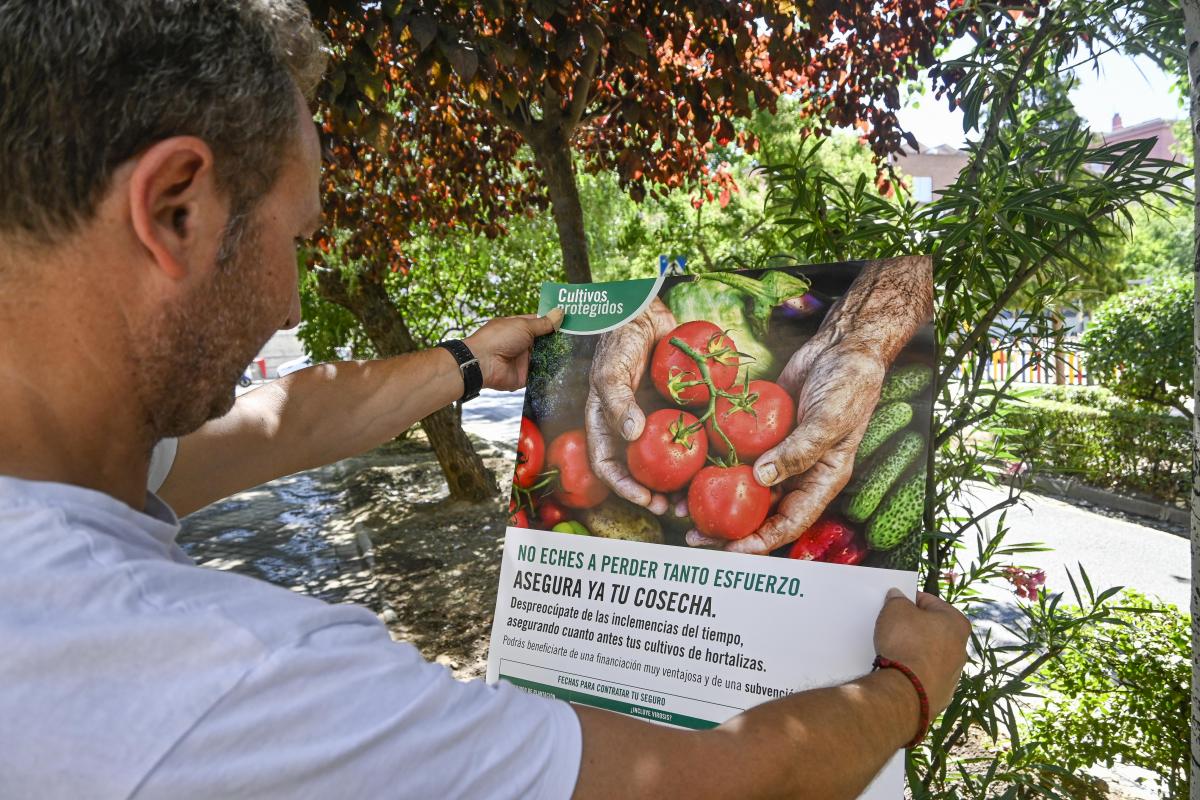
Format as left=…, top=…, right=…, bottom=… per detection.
left=334, top=433, right=515, bottom=680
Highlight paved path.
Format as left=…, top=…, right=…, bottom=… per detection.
left=951, top=482, right=1189, bottom=610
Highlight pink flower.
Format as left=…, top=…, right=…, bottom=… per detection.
left=1002, top=566, right=1046, bottom=600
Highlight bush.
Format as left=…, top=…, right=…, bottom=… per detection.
left=1001, top=395, right=1190, bottom=503
left=1022, top=591, right=1190, bottom=798
left=1080, top=275, right=1193, bottom=416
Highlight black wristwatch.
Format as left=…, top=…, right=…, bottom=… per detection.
left=436, top=339, right=483, bottom=403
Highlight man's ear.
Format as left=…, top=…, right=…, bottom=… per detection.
left=127, top=136, right=222, bottom=281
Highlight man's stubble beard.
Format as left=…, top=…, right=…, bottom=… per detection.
left=137, top=211, right=280, bottom=441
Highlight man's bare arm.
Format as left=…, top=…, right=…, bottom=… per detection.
left=572, top=590, right=969, bottom=800
left=813, top=255, right=934, bottom=366
left=158, top=348, right=467, bottom=516
left=159, top=312, right=562, bottom=516
left=573, top=670, right=916, bottom=800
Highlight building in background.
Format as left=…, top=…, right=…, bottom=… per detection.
left=1102, top=114, right=1180, bottom=162
left=888, top=141, right=970, bottom=203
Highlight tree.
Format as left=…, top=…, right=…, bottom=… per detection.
left=1120, top=197, right=1194, bottom=279
left=307, top=0, right=960, bottom=284
left=747, top=2, right=1188, bottom=791
left=1180, top=2, right=1200, bottom=793
left=298, top=1, right=961, bottom=499
left=1080, top=275, right=1194, bottom=418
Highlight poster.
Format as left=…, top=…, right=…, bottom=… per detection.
left=487, top=257, right=934, bottom=797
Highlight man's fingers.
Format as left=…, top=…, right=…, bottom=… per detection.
left=540, top=307, right=565, bottom=331
left=685, top=529, right=726, bottom=548
left=775, top=344, right=817, bottom=397
left=726, top=453, right=853, bottom=555
left=752, top=415, right=842, bottom=487
left=597, top=383, right=645, bottom=442
left=672, top=495, right=689, bottom=518
left=915, top=591, right=967, bottom=623
left=584, top=393, right=653, bottom=508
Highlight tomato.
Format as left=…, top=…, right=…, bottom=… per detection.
left=536, top=498, right=569, bottom=529
left=514, top=416, right=545, bottom=489
left=508, top=499, right=529, bottom=528
left=546, top=429, right=610, bottom=509
left=707, top=380, right=796, bottom=461
left=626, top=409, right=708, bottom=492
left=687, top=464, right=771, bottom=540
left=650, top=321, right=739, bottom=407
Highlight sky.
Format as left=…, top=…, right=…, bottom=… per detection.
left=896, top=49, right=1185, bottom=149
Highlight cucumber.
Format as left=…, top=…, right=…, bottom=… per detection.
left=845, top=432, right=923, bottom=523
left=867, top=473, right=926, bottom=550
left=874, top=528, right=923, bottom=570
left=855, top=401, right=913, bottom=464
left=879, top=364, right=932, bottom=403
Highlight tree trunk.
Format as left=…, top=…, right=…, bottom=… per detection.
left=315, top=270, right=495, bottom=502
left=1182, top=1, right=1200, bottom=794
left=532, top=135, right=593, bottom=284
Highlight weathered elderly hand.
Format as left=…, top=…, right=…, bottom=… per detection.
left=584, top=298, right=678, bottom=516
left=686, top=334, right=887, bottom=554
left=464, top=308, right=564, bottom=391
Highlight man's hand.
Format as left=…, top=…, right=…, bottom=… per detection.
left=584, top=298, right=677, bottom=516
left=687, top=335, right=886, bottom=554
left=874, top=589, right=971, bottom=718
left=464, top=309, right=564, bottom=391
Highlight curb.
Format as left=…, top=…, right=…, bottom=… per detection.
left=1028, top=474, right=1190, bottom=530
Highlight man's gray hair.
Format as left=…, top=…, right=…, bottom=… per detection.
left=0, top=1, right=327, bottom=244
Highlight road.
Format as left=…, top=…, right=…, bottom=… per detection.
left=464, top=389, right=1190, bottom=611
left=951, top=483, right=1188, bottom=610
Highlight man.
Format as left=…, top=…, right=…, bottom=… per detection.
left=0, top=3, right=970, bottom=798
left=587, top=257, right=933, bottom=555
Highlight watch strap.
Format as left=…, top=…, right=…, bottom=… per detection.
left=436, top=339, right=483, bottom=403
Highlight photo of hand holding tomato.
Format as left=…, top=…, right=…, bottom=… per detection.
left=585, top=257, right=934, bottom=557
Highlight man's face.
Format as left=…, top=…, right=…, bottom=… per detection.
left=141, top=97, right=322, bottom=439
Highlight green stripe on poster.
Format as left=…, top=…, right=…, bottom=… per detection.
left=500, top=674, right=720, bottom=731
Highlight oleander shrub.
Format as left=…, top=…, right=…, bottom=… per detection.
left=1022, top=591, right=1190, bottom=799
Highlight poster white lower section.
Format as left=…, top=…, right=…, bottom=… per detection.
left=486, top=526, right=917, bottom=798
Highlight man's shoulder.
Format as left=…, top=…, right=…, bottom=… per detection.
left=0, top=477, right=383, bottom=660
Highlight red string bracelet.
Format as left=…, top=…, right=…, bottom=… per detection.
left=872, top=655, right=930, bottom=749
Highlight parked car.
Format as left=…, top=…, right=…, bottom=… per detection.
left=275, top=355, right=312, bottom=378
left=274, top=347, right=352, bottom=379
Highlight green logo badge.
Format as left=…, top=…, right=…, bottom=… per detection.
left=538, top=276, right=666, bottom=335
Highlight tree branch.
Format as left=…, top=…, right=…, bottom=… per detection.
left=564, top=43, right=601, bottom=136
left=961, top=8, right=1059, bottom=190
left=480, top=94, right=532, bottom=139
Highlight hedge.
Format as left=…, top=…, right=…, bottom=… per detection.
left=1000, top=393, right=1190, bottom=504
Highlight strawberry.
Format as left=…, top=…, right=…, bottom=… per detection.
left=788, top=514, right=857, bottom=561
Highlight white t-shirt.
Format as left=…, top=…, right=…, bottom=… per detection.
left=146, top=437, right=177, bottom=493
left=0, top=476, right=582, bottom=799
